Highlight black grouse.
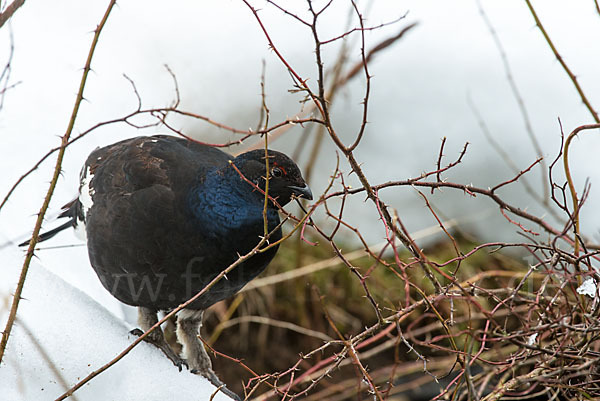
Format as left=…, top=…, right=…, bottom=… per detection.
left=22, top=134, right=312, bottom=400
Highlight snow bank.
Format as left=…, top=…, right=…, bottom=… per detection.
left=0, top=246, right=233, bottom=400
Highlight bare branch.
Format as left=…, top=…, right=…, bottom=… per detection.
left=0, top=0, right=26, bottom=29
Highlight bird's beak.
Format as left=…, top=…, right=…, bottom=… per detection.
left=288, top=183, right=313, bottom=201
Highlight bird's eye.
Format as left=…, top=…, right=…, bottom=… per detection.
left=271, top=167, right=283, bottom=178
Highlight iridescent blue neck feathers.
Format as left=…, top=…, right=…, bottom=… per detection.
left=188, top=165, right=279, bottom=238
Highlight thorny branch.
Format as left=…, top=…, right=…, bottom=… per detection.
left=233, top=2, right=600, bottom=400
left=524, top=0, right=600, bottom=123
left=0, top=0, right=118, bottom=365
left=4, top=2, right=600, bottom=401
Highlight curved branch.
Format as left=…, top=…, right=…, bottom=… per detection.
left=562, top=123, right=600, bottom=255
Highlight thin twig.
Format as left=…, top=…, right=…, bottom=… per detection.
left=476, top=0, right=549, bottom=202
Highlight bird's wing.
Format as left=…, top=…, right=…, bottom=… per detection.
left=83, top=136, right=230, bottom=276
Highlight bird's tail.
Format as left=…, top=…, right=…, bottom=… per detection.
left=19, top=199, right=79, bottom=247
left=19, top=220, right=75, bottom=246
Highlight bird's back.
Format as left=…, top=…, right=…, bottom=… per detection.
left=86, top=135, right=231, bottom=192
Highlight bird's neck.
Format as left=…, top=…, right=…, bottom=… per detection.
left=187, top=167, right=279, bottom=237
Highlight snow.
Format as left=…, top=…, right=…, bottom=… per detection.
left=576, top=277, right=598, bottom=299
left=0, top=246, right=233, bottom=401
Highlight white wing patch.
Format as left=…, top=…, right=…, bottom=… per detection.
left=76, top=166, right=95, bottom=240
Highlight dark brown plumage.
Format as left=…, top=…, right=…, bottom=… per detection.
left=23, top=134, right=312, bottom=400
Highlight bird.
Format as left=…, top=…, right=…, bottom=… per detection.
left=21, top=134, right=312, bottom=400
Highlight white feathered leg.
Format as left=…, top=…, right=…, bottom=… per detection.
left=132, top=307, right=187, bottom=370
left=176, top=309, right=241, bottom=401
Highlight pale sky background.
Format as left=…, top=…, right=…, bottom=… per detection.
left=1, top=0, right=600, bottom=296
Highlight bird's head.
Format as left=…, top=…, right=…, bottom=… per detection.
left=232, top=149, right=313, bottom=207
